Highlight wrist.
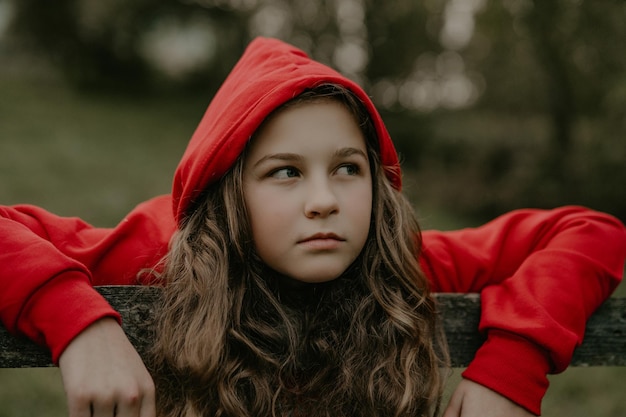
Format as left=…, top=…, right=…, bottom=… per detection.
left=462, top=329, right=550, bottom=415
left=20, top=273, right=121, bottom=363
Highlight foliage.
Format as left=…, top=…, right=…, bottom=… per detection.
left=3, top=0, right=625, bottom=222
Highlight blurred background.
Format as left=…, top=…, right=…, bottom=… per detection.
left=0, top=0, right=624, bottom=415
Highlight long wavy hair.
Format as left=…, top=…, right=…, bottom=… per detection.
left=148, top=84, right=448, bottom=417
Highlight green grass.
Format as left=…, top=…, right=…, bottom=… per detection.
left=0, top=368, right=66, bottom=417
left=0, top=75, right=206, bottom=226
left=1, top=74, right=624, bottom=416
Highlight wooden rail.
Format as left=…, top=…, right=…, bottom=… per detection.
left=1, top=286, right=624, bottom=368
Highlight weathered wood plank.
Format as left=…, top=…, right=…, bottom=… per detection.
left=1, top=287, right=624, bottom=368
left=0, top=286, right=161, bottom=368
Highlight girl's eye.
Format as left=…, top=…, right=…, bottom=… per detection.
left=270, top=167, right=300, bottom=179
left=336, top=164, right=360, bottom=176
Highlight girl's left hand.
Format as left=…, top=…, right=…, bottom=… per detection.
left=443, top=379, right=536, bottom=417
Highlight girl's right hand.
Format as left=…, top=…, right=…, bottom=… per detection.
left=58, top=318, right=156, bottom=417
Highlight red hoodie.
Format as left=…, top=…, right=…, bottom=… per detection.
left=0, top=37, right=624, bottom=415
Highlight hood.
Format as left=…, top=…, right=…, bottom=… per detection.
left=172, top=37, right=401, bottom=224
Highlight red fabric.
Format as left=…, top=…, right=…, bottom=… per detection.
left=0, top=197, right=174, bottom=361
left=1, top=37, right=625, bottom=415
left=420, top=206, right=625, bottom=414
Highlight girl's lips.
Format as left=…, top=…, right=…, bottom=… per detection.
left=298, top=233, right=344, bottom=243
left=298, top=233, right=345, bottom=250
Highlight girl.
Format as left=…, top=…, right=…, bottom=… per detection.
left=150, top=83, right=446, bottom=417
left=0, top=37, right=624, bottom=417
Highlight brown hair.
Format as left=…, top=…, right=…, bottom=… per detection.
left=148, top=84, right=448, bottom=417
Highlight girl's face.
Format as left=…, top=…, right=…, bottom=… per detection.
left=243, top=100, right=373, bottom=284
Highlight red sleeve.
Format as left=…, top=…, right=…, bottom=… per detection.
left=0, top=195, right=175, bottom=363
left=420, top=206, right=626, bottom=415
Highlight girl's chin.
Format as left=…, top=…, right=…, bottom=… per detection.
left=271, top=269, right=343, bottom=289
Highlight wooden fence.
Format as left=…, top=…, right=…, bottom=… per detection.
left=1, top=286, right=624, bottom=368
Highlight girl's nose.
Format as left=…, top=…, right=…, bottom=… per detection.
left=304, top=179, right=339, bottom=218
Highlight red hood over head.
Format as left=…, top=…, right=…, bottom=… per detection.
left=172, top=37, right=401, bottom=224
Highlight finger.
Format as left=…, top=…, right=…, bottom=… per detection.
left=66, top=403, right=93, bottom=417
left=139, top=392, right=157, bottom=417
left=139, top=380, right=157, bottom=417
left=110, top=391, right=142, bottom=417
left=66, top=392, right=95, bottom=417
left=91, top=398, right=117, bottom=417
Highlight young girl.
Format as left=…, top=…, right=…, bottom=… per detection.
left=0, top=37, right=624, bottom=417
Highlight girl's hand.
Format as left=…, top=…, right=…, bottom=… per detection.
left=443, top=378, right=536, bottom=417
left=58, top=318, right=156, bottom=417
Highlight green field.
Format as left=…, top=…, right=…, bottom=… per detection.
left=1, top=75, right=624, bottom=416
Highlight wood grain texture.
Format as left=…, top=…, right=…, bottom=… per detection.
left=1, top=287, right=624, bottom=368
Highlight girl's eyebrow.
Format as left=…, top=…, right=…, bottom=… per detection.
left=334, top=147, right=368, bottom=160
left=252, top=153, right=303, bottom=168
